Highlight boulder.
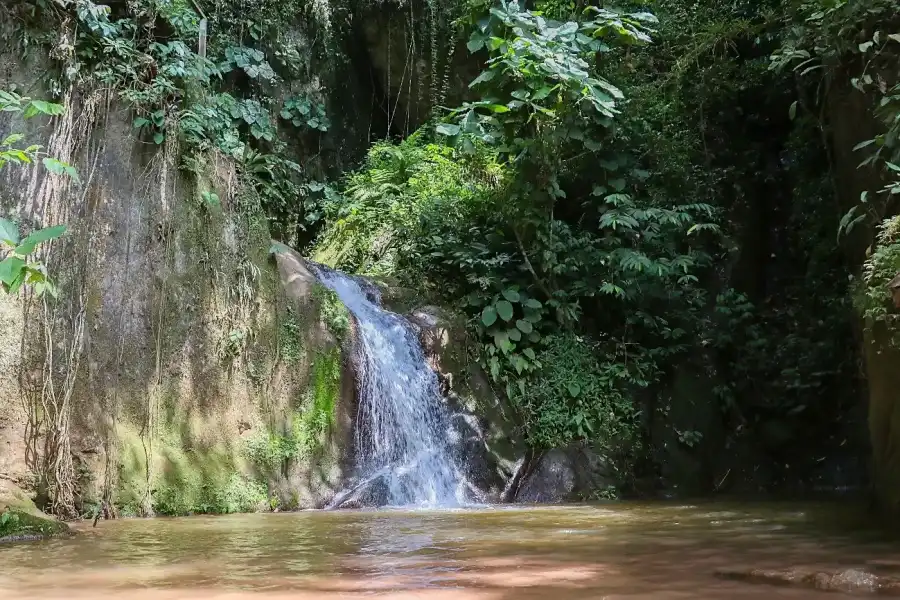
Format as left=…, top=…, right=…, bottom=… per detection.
left=0, top=481, right=69, bottom=542
left=329, top=473, right=390, bottom=509
left=516, top=445, right=616, bottom=503
left=516, top=449, right=576, bottom=503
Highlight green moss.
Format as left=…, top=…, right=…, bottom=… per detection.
left=244, top=347, right=340, bottom=477
left=312, top=284, right=350, bottom=340
left=114, top=422, right=269, bottom=516
left=0, top=509, right=69, bottom=540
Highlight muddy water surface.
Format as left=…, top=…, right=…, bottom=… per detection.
left=1, top=502, right=896, bottom=599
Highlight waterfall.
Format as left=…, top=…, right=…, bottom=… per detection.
left=312, top=265, right=465, bottom=508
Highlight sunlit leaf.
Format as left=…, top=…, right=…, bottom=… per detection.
left=0, top=256, right=25, bottom=286
left=14, top=224, right=67, bottom=255
left=0, top=217, right=20, bottom=245
left=435, top=123, right=460, bottom=136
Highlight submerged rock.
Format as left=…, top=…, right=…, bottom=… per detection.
left=715, top=567, right=900, bottom=595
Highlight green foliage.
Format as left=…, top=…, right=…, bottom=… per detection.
left=511, top=333, right=643, bottom=455
left=279, top=311, right=305, bottom=363
left=219, top=327, right=249, bottom=360
left=773, top=0, right=900, bottom=238
left=313, top=1, right=715, bottom=462
left=18, top=0, right=334, bottom=244
left=0, top=219, right=67, bottom=297
left=0, top=90, right=74, bottom=297
left=313, top=135, right=506, bottom=277
left=314, top=285, right=350, bottom=340
left=444, top=0, right=655, bottom=156
left=222, top=46, right=278, bottom=82
left=281, top=95, right=330, bottom=132
left=0, top=509, right=21, bottom=537
left=471, top=286, right=546, bottom=392
left=858, top=215, right=900, bottom=337
left=154, top=473, right=267, bottom=516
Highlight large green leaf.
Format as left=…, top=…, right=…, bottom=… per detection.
left=516, top=319, right=533, bottom=334
left=6, top=267, right=26, bottom=294
left=501, top=288, right=520, bottom=302
left=496, top=300, right=514, bottom=321
left=23, top=100, right=64, bottom=119
left=481, top=305, right=498, bottom=327
left=15, top=224, right=67, bottom=256
left=0, top=217, right=20, bottom=245
left=0, top=256, right=25, bottom=286
left=42, top=158, right=81, bottom=183
left=435, top=123, right=460, bottom=136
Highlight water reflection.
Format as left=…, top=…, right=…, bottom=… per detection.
left=0, top=502, right=896, bottom=599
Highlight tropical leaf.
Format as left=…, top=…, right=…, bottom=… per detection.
left=496, top=300, right=514, bottom=321
left=502, top=288, right=520, bottom=302
left=15, top=224, right=67, bottom=255
left=0, top=256, right=25, bottom=286
left=0, top=217, right=20, bottom=245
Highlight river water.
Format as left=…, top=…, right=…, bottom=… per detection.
left=1, top=502, right=896, bottom=599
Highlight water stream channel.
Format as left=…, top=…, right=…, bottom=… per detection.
left=2, top=501, right=896, bottom=599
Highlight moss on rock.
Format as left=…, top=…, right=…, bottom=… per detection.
left=0, top=482, right=69, bottom=542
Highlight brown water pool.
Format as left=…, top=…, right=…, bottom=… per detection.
left=1, top=502, right=896, bottom=599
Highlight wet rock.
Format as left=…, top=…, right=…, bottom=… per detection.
left=405, top=305, right=515, bottom=501
left=449, top=412, right=503, bottom=500
left=273, top=243, right=318, bottom=304
left=516, top=445, right=616, bottom=503
left=829, top=569, right=880, bottom=593
left=330, top=474, right=390, bottom=509
left=715, top=567, right=900, bottom=595
left=516, top=449, right=576, bottom=503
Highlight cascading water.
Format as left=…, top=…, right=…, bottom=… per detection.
left=312, top=264, right=466, bottom=508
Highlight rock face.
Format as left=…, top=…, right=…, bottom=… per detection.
left=516, top=445, right=616, bottom=503
left=0, top=61, right=355, bottom=516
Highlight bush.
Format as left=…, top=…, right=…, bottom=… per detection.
left=512, top=333, right=643, bottom=458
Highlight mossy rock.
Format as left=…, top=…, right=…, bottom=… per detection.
left=0, top=482, right=70, bottom=543
left=0, top=509, right=70, bottom=542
